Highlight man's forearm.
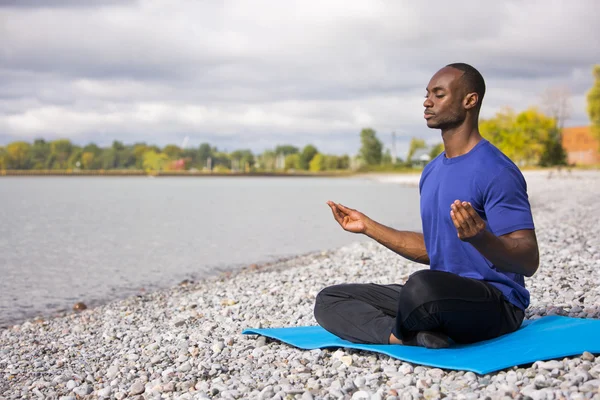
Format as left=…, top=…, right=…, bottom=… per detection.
left=468, top=230, right=539, bottom=277
left=364, top=219, right=430, bottom=265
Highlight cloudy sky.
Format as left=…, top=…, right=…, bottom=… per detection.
left=0, top=0, right=598, bottom=158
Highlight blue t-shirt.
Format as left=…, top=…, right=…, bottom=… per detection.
left=419, top=138, right=535, bottom=310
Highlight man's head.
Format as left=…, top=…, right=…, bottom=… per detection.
left=423, top=63, right=486, bottom=130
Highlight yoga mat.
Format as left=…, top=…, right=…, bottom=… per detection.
left=242, top=316, right=600, bottom=374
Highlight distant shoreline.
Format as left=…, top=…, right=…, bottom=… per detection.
left=0, top=166, right=593, bottom=179
left=0, top=169, right=357, bottom=178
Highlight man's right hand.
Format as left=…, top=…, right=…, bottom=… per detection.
left=327, top=201, right=370, bottom=234
left=327, top=201, right=430, bottom=264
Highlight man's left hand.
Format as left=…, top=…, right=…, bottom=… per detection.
left=450, top=200, right=486, bottom=242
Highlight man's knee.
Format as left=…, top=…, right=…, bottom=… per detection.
left=315, top=283, right=358, bottom=304
left=313, top=285, right=337, bottom=324
left=315, top=284, right=338, bottom=304
left=313, top=284, right=357, bottom=325
left=398, top=270, right=445, bottom=311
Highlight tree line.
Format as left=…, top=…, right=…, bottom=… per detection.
left=0, top=112, right=568, bottom=173
left=0, top=139, right=355, bottom=173
left=0, top=130, right=442, bottom=173
left=1, top=64, right=598, bottom=172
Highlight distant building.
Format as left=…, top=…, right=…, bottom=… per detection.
left=169, top=158, right=187, bottom=171
left=562, top=126, right=600, bottom=165
left=411, top=148, right=431, bottom=167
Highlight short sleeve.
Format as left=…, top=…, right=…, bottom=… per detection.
left=483, top=167, right=535, bottom=236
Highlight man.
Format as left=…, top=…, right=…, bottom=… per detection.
left=314, top=63, right=539, bottom=349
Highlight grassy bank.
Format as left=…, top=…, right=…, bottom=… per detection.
left=0, top=169, right=356, bottom=178
left=1, top=165, right=597, bottom=177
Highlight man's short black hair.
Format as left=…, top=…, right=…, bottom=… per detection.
left=446, top=63, right=486, bottom=110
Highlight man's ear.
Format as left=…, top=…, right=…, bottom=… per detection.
left=464, top=92, right=479, bottom=110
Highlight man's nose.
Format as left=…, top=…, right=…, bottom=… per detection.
left=423, top=97, right=433, bottom=108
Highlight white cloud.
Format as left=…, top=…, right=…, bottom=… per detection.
left=0, top=0, right=598, bottom=157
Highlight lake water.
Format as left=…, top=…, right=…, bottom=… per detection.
left=0, top=176, right=421, bottom=326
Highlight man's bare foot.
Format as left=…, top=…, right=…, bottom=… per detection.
left=388, top=333, right=403, bottom=344
left=408, top=331, right=451, bottom=349
left=389, top=331, right=450, bottom=348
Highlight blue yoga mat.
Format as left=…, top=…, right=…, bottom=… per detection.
left=242, top=316, right=600, bottom=374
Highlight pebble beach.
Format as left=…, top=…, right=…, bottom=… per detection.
left=1, top=170, right=600, bottom=400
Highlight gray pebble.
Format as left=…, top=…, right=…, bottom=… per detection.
left=353, top=376, right=366, bottom=388
left=106, top=365, right=119, bottom=379
left=422, top=387, right=441, bottom=400
left=259, top=385, right=274, bottom=399
left=163, top=382, right=175, bottom=392
left=72, top=384, right=92, bottom=397
left=538, top=360, right=563, bottom=370
left=150, top=355, right=162, bottom=365
left=582, top=351, right=595, bottom=361
left=129, top=381, right=145, bottom=395
left=178, top=361, right=192, bottom=372
left=301, top=391, right=314, bottom=400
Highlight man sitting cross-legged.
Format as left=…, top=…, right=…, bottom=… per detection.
left=314, top=63, right=539, bottom=348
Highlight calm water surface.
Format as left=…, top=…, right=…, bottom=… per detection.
left=0, top=176, right=421, bottom=326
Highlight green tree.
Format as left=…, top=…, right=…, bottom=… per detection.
left=6, top=142, right=31, bottom=169
left=480, top=107, right=515, bottom=151
left=275, top=145, right=299, bottom=156
left=98, top=141, right=135, bottom=169
left=257, top=150, right=275, bottom=171
left=182, top=148, right=199, bottom=167
left=30, top=139, right=50, bottom=169
left=83, top=143, right=102, bottom=155
left=143, top=150, right=169, bottom=171
left=513, top=108, right=555, bottom=165
left=119, top=146, right=136, bottom=169
left=197, top=143, right=213, bottom=168
left=163, top=144, right=183, bottom=160
left=428, top=143, right=444, bottom=161
left=338, top=154, right=350, bottom=170
left=359, top=128, right=383, bottom=165
left=132, top=143, right=150, bottom=169
left=381, top=149, right=393, bottom=166
left=212, top=151, right=232, bottom=169
left=481, top=107, right=555, bottom=166
left=406, top=138, right=426, bottom=163
left=117, top=142, right=135, bottom=169
left=0, top=146, right=6, bottom=169
left=324, top=155, right=339, bottom=170
left=81, top=152, right=96, bottom=169
left=284, top=153, right=301, bottom=170
left=67, top=147, right=83, bottom=168
left=587, top=65, right=600, bottom=145
left=49, top=139, right=73, bottom=169
left=539, top=126, right=567, bottom=167
left=309, top=153, right=326, bottom=172
left=80, top=144, right=102, bottom=169
left=299, top=145, right=318, bottom=170
left=102, top=149, right=118, bottom=169
left=230, top=149, right=255, bottom=171
left=112, top=141, right=125, bottom=151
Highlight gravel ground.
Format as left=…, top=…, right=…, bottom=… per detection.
left=1, top=170, right=600, bottom=400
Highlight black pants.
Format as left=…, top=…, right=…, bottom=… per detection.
left=314, top=270, right=524, bottom=345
